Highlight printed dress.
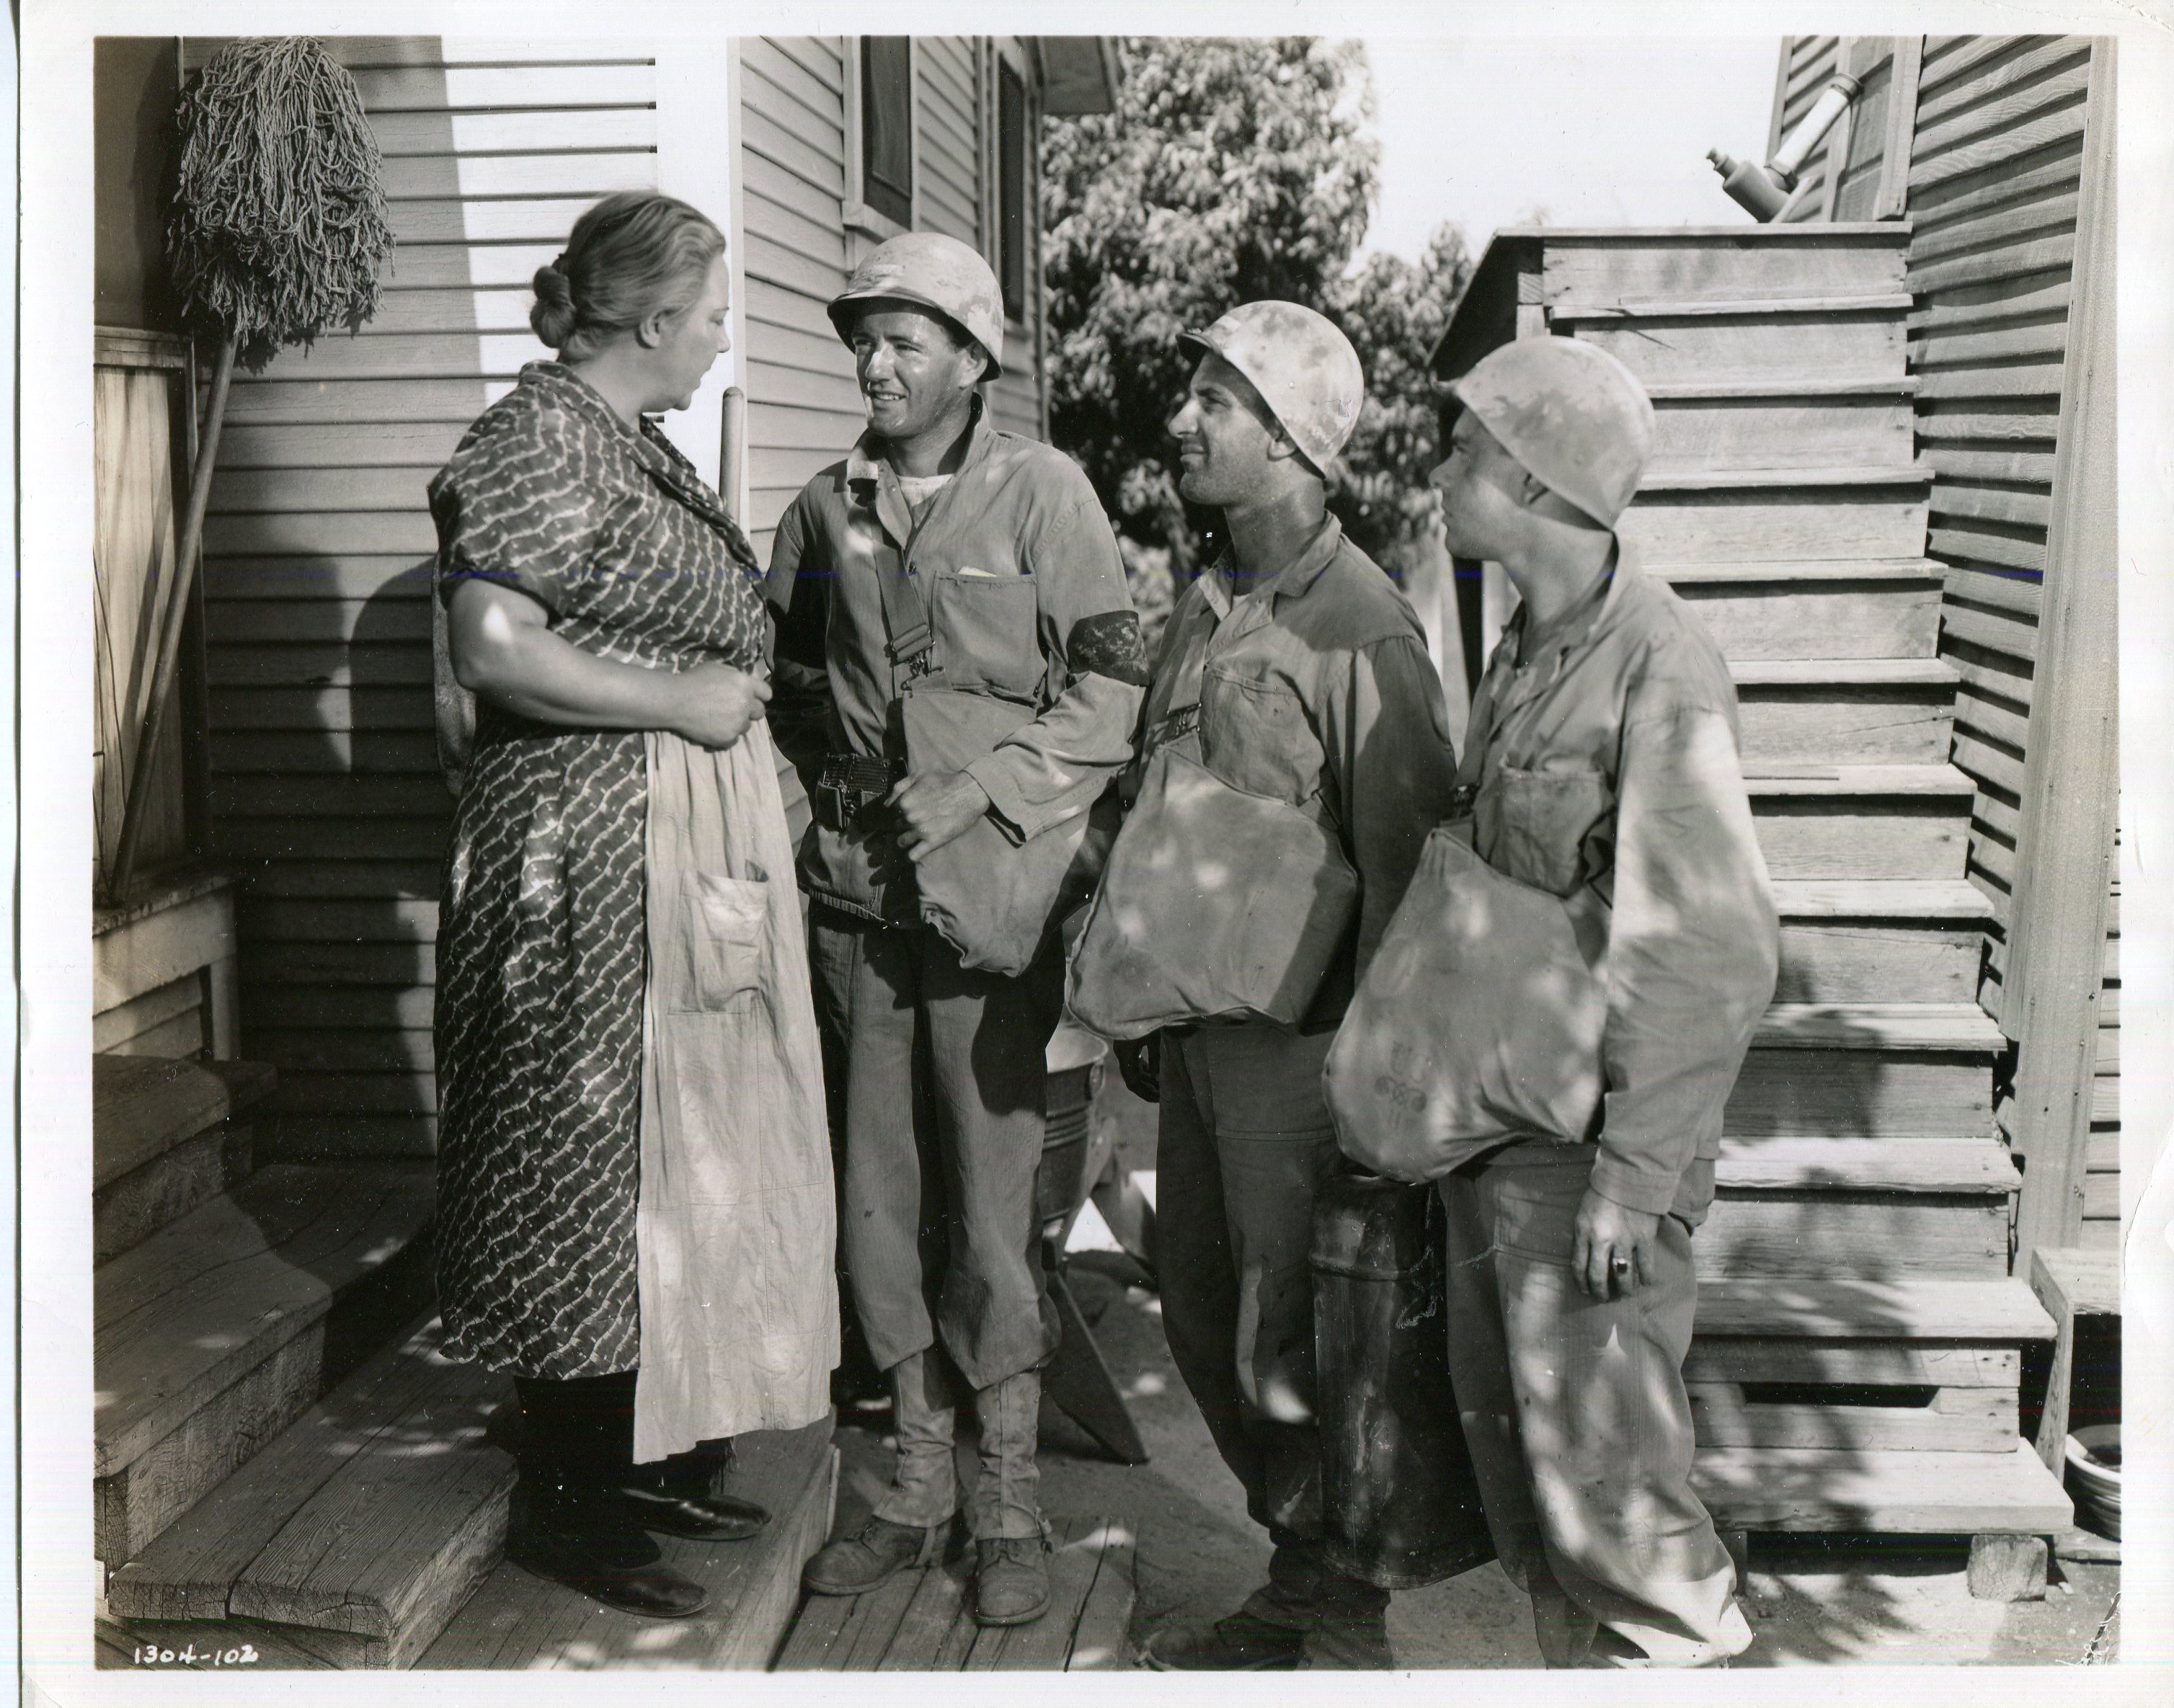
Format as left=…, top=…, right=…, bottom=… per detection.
left=429, top=361, right=773, bottom=1380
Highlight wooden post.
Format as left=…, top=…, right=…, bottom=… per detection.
left=2003, top=43, right=2118, bottom=1268
left=1873, top=37, right=1924, bottom=220
left=109, top=332, right=236, bottom=903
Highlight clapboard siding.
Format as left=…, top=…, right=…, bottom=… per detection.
left=737, top=35, right=1052, bottom=559
left=1906, top=37, right=2093, bottom=1064
left=184, top=35, right=664, bottom=1155
left=2085, top=874, right=2118, bottom=1245
left=737, top=37, right=862, bottom=558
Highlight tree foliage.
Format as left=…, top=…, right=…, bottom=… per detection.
left=1042, top=37, right=1473, bottom=604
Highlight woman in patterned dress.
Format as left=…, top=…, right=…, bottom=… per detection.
left=430, top=193, right=835, bottom=1619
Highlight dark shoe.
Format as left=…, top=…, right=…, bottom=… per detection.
left=611, top=1469, right=771, bottom=1542
left=509, top=1483, right=709, bottom=1619
left=802, top=1515, right=946, bottom=1596
left=1142, top=1611, right=1306, bottom=1671
left=973, top=1536, right=1052, bottom=1627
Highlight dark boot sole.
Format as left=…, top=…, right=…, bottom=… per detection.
left=802, top=1557, right=929, bottom=1597
left=972, top=1591, right=1052, bottom=1628
left=507, top=1554, right=711, bottom=1620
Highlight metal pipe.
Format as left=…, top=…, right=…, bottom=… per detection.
left=718, top=383, right=746, bottom=523
left=1708, top=71, right=1863, bottom=223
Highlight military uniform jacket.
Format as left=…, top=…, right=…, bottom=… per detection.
left=765, top=401, right=1145, bottom=923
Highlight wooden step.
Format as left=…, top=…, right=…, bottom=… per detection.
left=1656, top=559, right=1944, bottom=661
left=1701, top=1137, right=2017, bottom=1283
left=1731, top=659, right=1959, bottom=769
left=423, top=1418, right=838, bottom=1671
left=1620, top=471, right=1930, bottom=565
left=1530, top=223, right=1912, bottom=310
left=1566, top=303, right=1908, bottom=388
left=96, top=1120, right=258, bottom=1266
left=1693, top=1441, right=2072, bottom=1534
left=1772, top=880, right=1992, bottom=1004
left=1649, top=389, right=1915, bottom=477
left=93, top=1055, right=275, bottom=1191
left=94, top=1162, right=435, bottom=1565
left=1747, top=765, right=1973, bottom=882
left=1729, top=1002, right=2002, bottom=1141
left=107, top=1314, right=515, bottom=1668
left=774, top=1515, right=1137, bottom=1672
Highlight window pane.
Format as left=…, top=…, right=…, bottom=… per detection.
left=861, top=37, right=913, bottom=226
left=998, top=61, right=1026, bottom=321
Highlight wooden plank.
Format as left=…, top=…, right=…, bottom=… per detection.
left=868, top=1561, right=972, bottom=1671
left=1915, top=403, right=2062, bottom=444
left=1874, top=35, right=1924, bottom=219
left=96, top=1327, right=327, bottom=1567
left=218, top=422, right=465, bottom=471
left=1698, top=1193, right=2009, bottom=1278
left=265, top=1116, right=439, bottom=1161
left=1916, top=359, right=2067, bottom=401
left=988, top=1517, right=1107, bottom=1671
left=1538, top=230, right=1907, bottom=307
left=221, top=377, right=497, bottom=427
left=211, top=731, right=442, bottom=776
left=1915, top=34, right=2062, bottom=101
left=1065, top=1522, right=1137, bottom=1670
left=1754, top=1002, right=2002, bottom=1052
left=265, top=1072, right=438, bottom=1117
left=1686, top=1340, right=2018, bottom=1389
left=1574, top=313, right=1905, bottom=387
left=94, top=972, right=206, bottom=1056
left=1649, top=393, right=1915, bottom=475
left=1727, top=1049, right=1991, bottom=1138
left=1915, top=319, right=2070, bottom=371
left=96, top=1611, right=337, bottom=1671
left=215, top=821, right=451, bottom=862
left=1944, top=564, right=2043, bottom=618
left=344, top=63, right=657, bottom=112
left=1933, top=481, right=2052, bottom=530
left=1690, top=1383, right=2015, bottom=1453
left=1669, top=576, right=1938, bottom=662
left=1910, top=233, right=2077, bottom=298
left=1693, top=1276, right=2052, bottom=1341
left=1619, top=489, right=1929, bottom=564
left=1771, top=878, right=1992, bottom=920
left=1692, top=1441, right=2071, bottom=1534
left=1925, top=445, right=2059, bottom=484
left=108, top=1316, right=510, bottom=1626
left=1776, top=916, right=1981, bottom=1003
left=1554, top=293, right=1913, bottom=320
left=1716, top=1136, right=2016, bottom=1193
left=1930, top=522, right=2048, bottom=575
left=94, top=1162, right=437, bottom=1477
left=94, top=1119, right=254, bottom=1264
left=370, top=106, right=655, bottom=156
left=242, top=989, right=435, bottom=1036
left=1911, top=54, right=2090, bottom=163
left=1909, top=271, right=2073, bottom=334
left=385, top=196, right=603, bottom=246
left=94, top=1057, right=274, bottom=1190
left=1750, top=798, right=1968, bottom=884
left=1736, top=682, right=1954, bottom=768
left=1953, top=729, right=2026, bottom=799
left=2006, top=41, right=2118, bottom=1263
left=1912, top=193, right=2082, bottom=271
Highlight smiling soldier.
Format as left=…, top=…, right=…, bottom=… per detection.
left=764, top=232, right=1144, bottom=1628
left=1072, top=302, right=1460, bottom=1669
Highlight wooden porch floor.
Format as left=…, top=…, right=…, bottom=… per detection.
left=773, top=1516, right=1137, bottom=1671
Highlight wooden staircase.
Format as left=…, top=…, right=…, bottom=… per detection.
left=92, top=1054, right=833, bottom=1668
left=1437, top=223, right=2072, bottom=1581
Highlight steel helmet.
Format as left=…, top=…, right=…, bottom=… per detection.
left=1448, top=336, right=1654, bottom=528
left=828, top=231, right=1005, bottom=379
left=1179, top=301, right=1364, bottom=473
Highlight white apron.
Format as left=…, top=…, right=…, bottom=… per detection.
left=633, top=720, right=839, bottom=1461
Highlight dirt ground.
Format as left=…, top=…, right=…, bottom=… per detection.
left=827, top=1076, right=2121, bottom=1669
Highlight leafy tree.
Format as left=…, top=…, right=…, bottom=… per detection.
left=1042, top=37, right=1473, bottom=618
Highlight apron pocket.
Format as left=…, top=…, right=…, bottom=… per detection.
left=680, top=873, right=769, bottom=1011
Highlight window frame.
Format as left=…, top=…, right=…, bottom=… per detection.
left=843, top=35, right=916, bottom=241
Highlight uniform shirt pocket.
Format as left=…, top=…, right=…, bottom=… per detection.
left=931, top=568, right=1041, bottom=700
left=1200, top=667, right=1321, bottom=807
left=1475, top=765, right=1615, bottom=898
left=679, top=873, right=770, bottom=1011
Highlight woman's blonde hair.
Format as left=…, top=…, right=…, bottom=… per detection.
left=531, top=191, right=726, bottom=359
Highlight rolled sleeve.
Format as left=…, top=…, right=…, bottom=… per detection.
left=965, top=493, right=1144, bottom=840
left=1589, top=699, right=1780, bottom=1215
left=1325, top=636, right=1462, bottom=980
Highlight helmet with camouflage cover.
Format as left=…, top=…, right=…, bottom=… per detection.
left=828, top=231, right=1005, bottom=379
left=1448, top=336, right=1654, bottom=528
left=1178, top=301, right=1364, bottom=474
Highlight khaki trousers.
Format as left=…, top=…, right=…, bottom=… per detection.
left=1440, top=1151, right=1752, bottom=1668
left=1158, top=1021, right=1390, bottom=1629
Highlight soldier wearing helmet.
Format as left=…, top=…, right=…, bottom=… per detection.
left=1424, top=334, right=1776, bottom=1668
left=766, top=232, right=1144, bottom=1629
left=1080, top=301, right=1460, bottom=1671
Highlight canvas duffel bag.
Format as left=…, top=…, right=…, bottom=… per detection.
left=1323, top=822, right=1609, bottom=1181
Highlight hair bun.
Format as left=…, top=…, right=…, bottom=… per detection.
left=530, top=259, right=580, bottom=350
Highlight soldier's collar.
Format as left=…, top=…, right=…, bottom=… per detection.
left=846, top=393, right=992, bottom=487
left=1203, top=515, right=1344, bottom=616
